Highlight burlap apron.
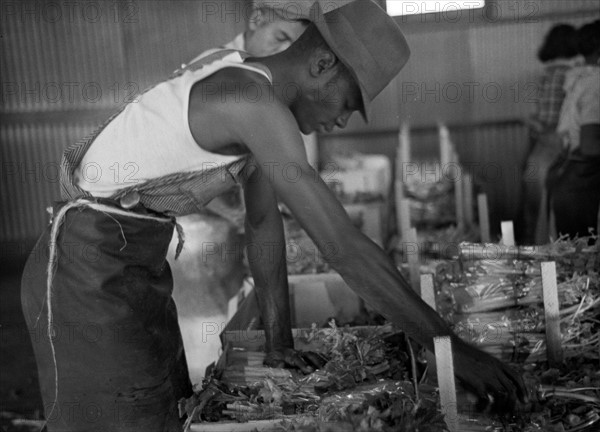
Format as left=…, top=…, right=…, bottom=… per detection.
left=21, top=199, right=190, bottom=432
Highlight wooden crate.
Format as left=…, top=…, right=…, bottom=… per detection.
left=223, top=273, right=363, bottom=334
left=189, top=415, right=319, bottom=432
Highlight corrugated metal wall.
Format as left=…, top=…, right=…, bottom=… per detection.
left=1, top=1, right=125, bottom=112
left=1, top=0, right=246, bottom=259
left=452, top=121, right=530, bottom=236
left=0, top=123, right=96, bottom=241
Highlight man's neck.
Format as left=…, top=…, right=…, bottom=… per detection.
left=246, top=55, right=302, bottom=108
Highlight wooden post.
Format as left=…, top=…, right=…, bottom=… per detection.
left=395, top=179, right=405, bottom=235
left=434, top=336, right=459, bottom=432
left=454, top=173, right=465, bottom=228
left=405, top=227, right=421, bottom=295
left=421, top=274, right=438, bottom=385
left=420, top=274, right=436, bottom=310
left=463, top=173, right=474, bottom=226
left=399, top=198, right=412, bottom=239
left=541, top=261, right=563, bottom=366
left=501, top=221, right=515, bottom=246
left=477, top=193, right=491, bottom=243
left=399, top=122, right=411, bottom=168
left=396, top=123, right=410, bottom=236
left=448, top=144, right=464, bottom=229
left=439, top=124, right=452, bottom=168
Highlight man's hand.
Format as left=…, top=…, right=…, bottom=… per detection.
left=264, top=348, right=327, bottom=374
left=453, top=338, right=528, bottom=414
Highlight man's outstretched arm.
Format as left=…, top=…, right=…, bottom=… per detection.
left=189, top=78, right=526, bottom=412
left=227, top=100, right=527, bottom=413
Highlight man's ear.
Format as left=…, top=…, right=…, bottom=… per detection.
left=309, top=48, right=338, bottom=78
left=248, top=9, right=267, bottom=31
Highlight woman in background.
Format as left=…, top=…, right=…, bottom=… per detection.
left=548, top=20, right=600, bottom=239
left=520, top=24, right=578, bottom=244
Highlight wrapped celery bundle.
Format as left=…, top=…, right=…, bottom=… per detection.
left=436, top=236, right=599, bottom=365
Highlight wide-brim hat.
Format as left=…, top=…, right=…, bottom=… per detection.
left=253, top=0, right=352, bottom=21
left=309, top=0, right=411, bottom=121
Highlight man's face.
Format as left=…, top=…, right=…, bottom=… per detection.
left=246, top=18, right=308, bottom=57
left=291, top=70, right=363, bottom=135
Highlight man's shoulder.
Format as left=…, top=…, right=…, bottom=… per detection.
left=189, top=68, right=293, bottom=132
left=211, top=64, right=271, bottom=85
left=193, top=67, right=280, bottom=109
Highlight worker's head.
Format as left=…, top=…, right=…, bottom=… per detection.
left=274, top=0, right=410, bottom=134
left=245, top=2, right=310, bottom=56
left=576, top=19, right=600, bottom=64
left=537, top=24, right=578, bottom=63
left=283, top=24, right=361, bottom=134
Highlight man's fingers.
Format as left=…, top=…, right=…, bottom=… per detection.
left=284, top=351, right=314, bottom=374
left=494, top=370, right=518, bottom=409
left=488, top=385, right=515, bottom=414
left=474, top=393, right=491, bottom=413
left=505, top=366, right=528, bottom=403
left=264, top=357, right=286, bottom=369
left=459, top=374, right=489, bottom=412
left=301, top=351, right=327, bottom=369
left=264, top=351, right=286, bottom=369
left=493, top=359, right=528, bottom=404
left=462, top=368, right=505, bottom=413
left=454, top=341, right=526, bottom=414
left=262, top=349, right=329, bottom=375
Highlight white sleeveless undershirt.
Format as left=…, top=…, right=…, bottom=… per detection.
left=75, top=51, right=271, bottom=197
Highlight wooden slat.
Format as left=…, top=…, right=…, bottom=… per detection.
left=477, top=194, right=491, bottom=243
left=399, top=198, right=412, bottom=237
left=463, top=173, right=474, bottom=226
left=405, top=227, right=420, bottom=295
left=501, top=221, right=515, bottom=246
left=541, top=261, right=563, bottom=366
left=434, top=336, right=458, bottom=432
